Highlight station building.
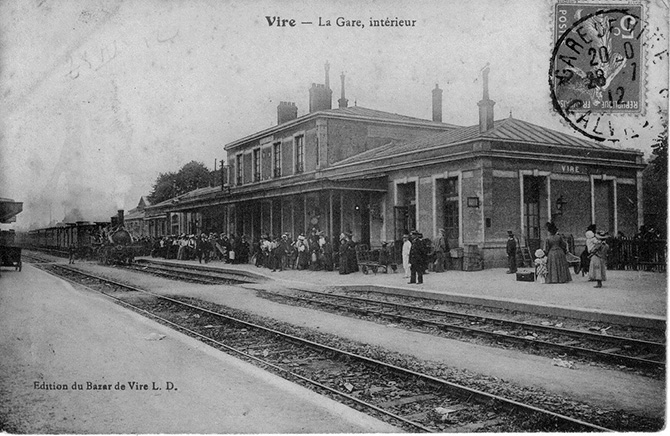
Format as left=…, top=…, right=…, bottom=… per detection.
left=143, top=65, right=644, bottom=267
left=124, top=196, right=151, bottom=237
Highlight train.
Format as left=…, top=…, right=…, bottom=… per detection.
left=22, top=210, right=144, bottom=264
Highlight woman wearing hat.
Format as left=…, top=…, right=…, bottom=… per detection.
left=295, top=235, right=310, bottom=270
left=587, top=230, right=609, bottom=288
left=543, top=222, right=572, bottom=284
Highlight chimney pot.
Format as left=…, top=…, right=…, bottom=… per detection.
left=277, top=101, right=298, bottom=124
left=338, top=72, right=348, bottom=108
left=432, top=84, right=443, bottom=122
left=309, top=63, right=333, bottom=113
left=478, top=65, right=495, bottom=132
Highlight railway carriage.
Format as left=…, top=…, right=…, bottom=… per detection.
left=0, top=230, right=21, bottom=271
left=26, top=221, right=107, bottom=258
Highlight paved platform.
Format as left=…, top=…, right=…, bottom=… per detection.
left=142, top=257, right=667, bottom=329
left=0, top=265, right=399, bottom=433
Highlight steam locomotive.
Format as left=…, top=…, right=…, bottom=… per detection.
left=97, top=211, right=136, bottom=265
left=25, top=210, right=139, bottom=264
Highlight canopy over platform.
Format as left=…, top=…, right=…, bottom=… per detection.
left=0, top=197, right=23, bottom=223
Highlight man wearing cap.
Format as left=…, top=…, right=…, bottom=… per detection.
left=506, top=230, right=517, bottom=274
left=197, top=233, right=211, bottom=264
left=409, top=231, right=427, bottom=284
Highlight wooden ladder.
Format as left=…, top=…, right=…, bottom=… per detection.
left=519, top=246, right=533, bottom=267
left=515, top=237, right=532, bottom=267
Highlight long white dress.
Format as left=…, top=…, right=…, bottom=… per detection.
left=587, top=233, right=608, bottom=281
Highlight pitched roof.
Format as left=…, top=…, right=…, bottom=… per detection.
left=148, top=186, right=221, bottom=209
left=333, top=117, right=635, bottom=166
left=224, top=105, right=458, bottom=150
left=319, top=105, right=459, bottom=127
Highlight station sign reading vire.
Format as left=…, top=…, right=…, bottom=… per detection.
left=554, top=163, right=590, bottom=174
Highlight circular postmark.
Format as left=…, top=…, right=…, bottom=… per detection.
left=549, top=5, right=648, bottom=145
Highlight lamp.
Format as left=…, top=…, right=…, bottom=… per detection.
left=556, top=195, right=567, bottom=215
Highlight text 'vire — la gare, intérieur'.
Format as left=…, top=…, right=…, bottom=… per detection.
left=265, top=16, right=416, bottom=28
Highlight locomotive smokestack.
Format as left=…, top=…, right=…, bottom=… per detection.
left=117, top=210, right=124, bottom=227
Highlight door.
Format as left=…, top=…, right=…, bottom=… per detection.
left=524, top=176, right=542, bottom=253
left=394, top=205, right=416, bottom=240
left=442, top=177, right=460, bottom=248
left=594, top=180, right=614, bottom=233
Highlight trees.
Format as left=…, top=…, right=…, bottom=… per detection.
left=643, top=123, right=668, bottom=236
left=148, top=161, right=211, bottom=204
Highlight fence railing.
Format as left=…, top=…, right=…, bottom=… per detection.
left=607, top=238, right=667, bottom=272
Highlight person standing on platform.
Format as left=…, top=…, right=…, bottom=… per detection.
left=506, top=230, right=517, bottom=274
left=338, top=233, right=349, bottom=274
left=580, top=225, right=597, bottom=275
left=409, top=231, right=427, bottom=284
left=68, top=243, right=76, bottom=264
left=402, top=233, right=411, bottom=279
left=544, top=222, right=572, bottom=284
left=295, top=235, right=309, bottom=270
left=346, top=232, right=358, bottom=274
left=322, top=235, right=334, bottom=271
left=534, top=249, right=548, bottom=283
left=588, top=230, right=610, bottom=288
left=197, top=233, right=211, bottom=264
left=434, top=229, right=448, bottom=272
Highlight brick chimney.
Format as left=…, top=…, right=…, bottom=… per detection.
left=432, top=84, right=442, bottom=122
left=477, top=65, right=495, bottom=132
left=338, top=72, right=348, bottom=108
left=309, top=62, right=333, bottom=113
left=277, top=101, right=298, bottom=124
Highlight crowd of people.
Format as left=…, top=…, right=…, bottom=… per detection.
left=143, top=221, right=661, bottom=289
left=151, top=233, right=250, bottom=264
left=146, top=226, right=452, bottom=283
left=150, top=229, right=347, bottom=272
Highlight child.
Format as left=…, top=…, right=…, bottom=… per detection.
left=534, top=249, right=548, bottom=284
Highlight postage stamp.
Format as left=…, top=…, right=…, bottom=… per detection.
left=549, top=1, right=649, bottom=143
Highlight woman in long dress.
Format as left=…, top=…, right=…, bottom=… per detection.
left=587, top=230, right=609, bottom=288
left=544, top=222, right=572, bottom=284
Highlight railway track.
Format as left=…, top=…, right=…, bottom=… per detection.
left=26, top=254, right=665, bottom=374
left=104, top=257, right=665, bottom=374
left=257, top=287, right=666, bottom=373
left=125, top=261, right=258, bottom=285
left=30, top=262, right=653, bottom=432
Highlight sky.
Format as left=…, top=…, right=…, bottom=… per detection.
left=1, top=0, right=668, bottom=230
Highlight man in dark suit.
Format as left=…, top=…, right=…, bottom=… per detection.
left=506, top=230, right=517, bottom=274
left=409, top=231, right=427, bottom=284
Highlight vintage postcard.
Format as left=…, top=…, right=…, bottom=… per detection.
left=0, top=0, right=667, bottom=433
